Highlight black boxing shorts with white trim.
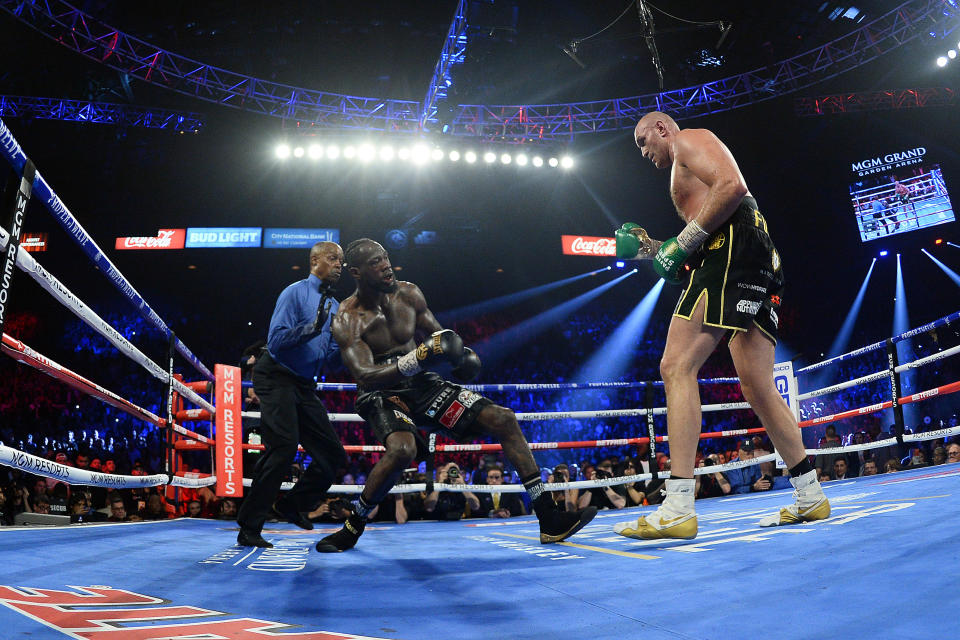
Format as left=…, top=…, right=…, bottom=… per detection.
left=673, top=196, right=784, bottom=344
left=356, top=364, right=493, bottom=447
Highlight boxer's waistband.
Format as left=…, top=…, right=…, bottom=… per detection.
left=727, top=196, right=768, bottom=234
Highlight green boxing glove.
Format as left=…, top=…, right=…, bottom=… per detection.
left=652, top=237, right=688, bottom=284
left=653, top=219, right=710, bottom=284
left=615, top=223, right=642, bottom=259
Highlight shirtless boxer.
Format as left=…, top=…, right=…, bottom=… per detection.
left=315, top=239, right=597, bottom=552
left=612, top=111, right=829, bottom=539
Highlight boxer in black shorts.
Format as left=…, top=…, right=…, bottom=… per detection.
left=611, top=111, right=828, bottom=541
left=315, top=238, right=596, bottom=552
left=673, top=196, right=784, bottom=344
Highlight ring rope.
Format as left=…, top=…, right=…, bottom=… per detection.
left=796, top=310, right=959, bottom=374
left=262, top=424, right=960, bottom=494
left=0, top=228, right=212, bottom=413
left=281, top=311, right=959, bottom=393
left=0, top=445, right=215, bottom=489
left=0, top=118, right=213, bottom=381
left=1, top=332, right=164, bottom=427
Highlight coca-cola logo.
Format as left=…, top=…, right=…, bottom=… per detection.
left=562, top=234, right=616, bottom=256
left=115, top=229, right=185, bottom=250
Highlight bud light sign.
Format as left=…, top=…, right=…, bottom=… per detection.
left=185, top=227, right=262, bottom=248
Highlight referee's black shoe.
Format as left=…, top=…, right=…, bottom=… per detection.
left=237, top=528, right=273, bottom=548
left=271, top=497, right=313, bottom=530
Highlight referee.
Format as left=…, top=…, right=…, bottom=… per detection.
left=237, top=241, right=346, bottom=547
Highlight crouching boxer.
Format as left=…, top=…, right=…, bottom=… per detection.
left=315, top=238, right=597, bottom=552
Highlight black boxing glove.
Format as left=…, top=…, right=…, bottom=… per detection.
left=451, top=347, right=481, bottom=383
left=397, top=330, right=464, bottom=377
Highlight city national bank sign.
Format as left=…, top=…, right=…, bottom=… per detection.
left=851, top=146, right=926, bottom=177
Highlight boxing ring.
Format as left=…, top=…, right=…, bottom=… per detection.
left=3, top=117, right=960, bottom=639
left=851, top=167, right=954, bottom=241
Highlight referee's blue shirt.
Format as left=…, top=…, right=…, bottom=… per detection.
left=266, top=273, right=340, bottom=380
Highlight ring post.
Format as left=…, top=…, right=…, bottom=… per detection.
left=644, top=383, right=659, bottom=488
left=885, top=338, right=906, bottom=448
left=0, top=158, right=35, bottom=334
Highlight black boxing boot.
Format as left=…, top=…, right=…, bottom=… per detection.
left=315, top=513, right=366, bottom=553
left=533, top=494, right=598, bottom=544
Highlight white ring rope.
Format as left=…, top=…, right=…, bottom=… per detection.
left=0, top=228, right=212, bottom=413
left=259, top=425, right=960, bottom=495
left=0, top=445, right=215, bottom=489
left=896, top=343, right=960, bottom=371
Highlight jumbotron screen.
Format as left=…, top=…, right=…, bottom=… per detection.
left=849, top=145, right=955, bottom=242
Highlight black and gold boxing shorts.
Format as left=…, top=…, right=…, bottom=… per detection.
left=673, top=196, right=784, bottom=343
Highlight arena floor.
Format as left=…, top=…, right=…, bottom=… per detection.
left=1, top=463, right=958, bottom=640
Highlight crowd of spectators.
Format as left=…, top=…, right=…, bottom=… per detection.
left=1, top=305, right=958, bottom=527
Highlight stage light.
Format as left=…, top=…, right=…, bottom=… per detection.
left=937, top=56, right=948, bottom=67
left=935, top=238, right=943, bottom=245
left=893, top=253, right=918, bottom=426
left=548, top=157, right=559, bottom=167
left=398, top=147, right=411, bottom=161
left=573, top=278, right=665, bottom=385
left=879, top=250, right=888, bottom=257
left=448, top=150, right=461, bottom=162
left=293, top=146, right=305, bottom=158
left=484, top=151, right=497, bottom=164
left=825, top=259, right=876, bottom=359
left=500, top=153, right=512, bottom=164
left=358, top=144, right=375, bottom=162
left=275, top=144, right=291, bottom=159
left=326, top=145, right=340, bottom=160
left=950, top=50, right=958, bottom=59
left=343, top=145, right=357, bottom=159
left=465, top=150, right=477, bottom=163
left=474, top=270, right=638, bottom=368
left=437, top=266, right=611, bottom=325
left=516, top=154, right=528, bottom=166
left=379, top=146, right=395, bottom=161
left=532, top=156, right=544, bottom=167
left=307, top=144, right=323, bottom=159
left=431, top=148, right=445, bottom=161
left=922, top=248, right=960, bottom=287
left=615, top=261, right=625, bottom=268
left=560, top=156, right=574, bottom=169
left=412, top=144, right=430, bottom=164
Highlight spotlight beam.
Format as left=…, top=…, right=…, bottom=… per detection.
left=922, top=248, right=960, bottom=287
left=438, top=267, right=610, bottom=325
left=474, top=270, right=638, bottom=367
left=574, top=278, right=665, bottom=383
left=826, top=259, right=876, bottom=358
left=894, top=254, right=917, bottom=427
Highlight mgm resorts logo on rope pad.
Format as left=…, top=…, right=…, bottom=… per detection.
left=0, top=584, right=385, bottom=639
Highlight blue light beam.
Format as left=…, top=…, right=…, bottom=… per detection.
left=894, top=254, right=918, bottom=427
left=437, top=266, right=610, bottom=325
left=474, top=270, right=638, bottom=367
left=827, top=259, right=877, bottom=357
left=574, top=279, right=666, bottom=382
left=922, top=248, right=960, bottom=287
